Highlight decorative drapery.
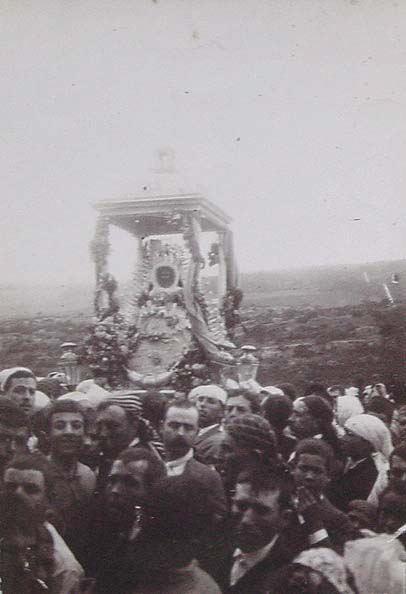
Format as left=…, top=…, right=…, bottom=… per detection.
left=182, top=214, right=234, bottom=364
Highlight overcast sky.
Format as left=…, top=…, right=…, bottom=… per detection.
left=1, top=0, right=405, bottom=285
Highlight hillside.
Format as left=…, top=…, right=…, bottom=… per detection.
left=240, top=260, right=406, bottom=307
left=0, top=259, right=404, bottom=390
left=0, top=259, right=404, bottom=319
left=0, top=301, right=404, bottom=391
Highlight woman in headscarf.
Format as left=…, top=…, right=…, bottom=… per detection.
left=335, top=395, right=364, bottom=431
left=330, top=413, right=393, bottom=510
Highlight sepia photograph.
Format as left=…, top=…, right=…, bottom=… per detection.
left=0, top=1, right=405, bottom=592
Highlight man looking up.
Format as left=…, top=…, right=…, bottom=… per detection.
left=188, top=384, right=227, bottom=465
left=1, top=452, right=83, bottom=594
left=1, top=367, right=37, bottom=417
left=0, top=397, right=30, bottom=478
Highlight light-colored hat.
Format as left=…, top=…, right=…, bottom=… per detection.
left=294, top=547, right=354, bottom=594
left=57, top=392, right=95, bottom=409
left=263, top=385, right=285, bottom=396
left=188, top=384, right=227, bottom=405
left=0, top=367, right=35, bottom=392
left=345, top=387, right=360, bottom=398
left=33, top=390, right=51, bottom=411
left=58, top=391, right=91, bottom=401
left=76, top=379, right=95, bottom=394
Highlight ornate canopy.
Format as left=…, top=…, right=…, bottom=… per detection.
left=94, top=193, right=232, bottom=236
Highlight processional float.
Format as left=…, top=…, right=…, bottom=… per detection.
left=81, top=182, right=259, bottom=393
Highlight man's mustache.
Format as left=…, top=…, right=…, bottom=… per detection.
left=169, top=435, right=189, bottom=448
left=56, top=436, right=82, bottom=444
left=0, top=496, right=39, bottom=529
left=234, top=524, right=263, bottom=544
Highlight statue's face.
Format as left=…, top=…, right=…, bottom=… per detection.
left=149, top=352, right=163, bottom=367
left=156, top=265, right=176, bottom=288
left=95, top=326, right=107, bottom=339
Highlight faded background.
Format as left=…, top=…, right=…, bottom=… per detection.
left=1, top=0, right=405, bottom=289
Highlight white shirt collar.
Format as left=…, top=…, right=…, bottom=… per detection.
left=166, top=448, right=194, bottom=476
left=345, top=456, right=369, bottom=471
left=231, top=535, right=279, bottom=585
left=198, top=423, right=220, bottom=437
left=129, top=436, right=140, bottom=447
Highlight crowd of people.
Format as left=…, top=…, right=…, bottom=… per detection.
left=0, top=364, right=405, bottom=593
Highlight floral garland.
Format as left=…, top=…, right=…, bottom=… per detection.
left=169, top=342, right=210, bottom=393
left=221, top=287, right=244, bottom=338
left=80, top=314, right=138, bottom=387
left=89, top=217, right=110, bottom=276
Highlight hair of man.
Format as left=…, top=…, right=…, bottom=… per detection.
left=43, top=398, right=88, bottom=433
left=236, top=464, right=294, bottom=510
left=226, top=389, right=261, bottom=415
left=115, top=446, right=166, bottom=489
left=5, top=452, right=54, bottom=499
left=293, top=438, right=335, bottom=475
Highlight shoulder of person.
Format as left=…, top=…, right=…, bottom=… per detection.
left=44, top=521, right=84, bottom=576
left=76, top=461, right=96, bottom=477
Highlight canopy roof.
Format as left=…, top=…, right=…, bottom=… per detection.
left=94, top=193, right=232, bottom=236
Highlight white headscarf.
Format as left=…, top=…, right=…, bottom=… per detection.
left=188, top=384, right=227, bottom=404
left=345, top=413, right=393, bottom=460
left=336, top=395, right=364, bottom=427
left=345, top=413, right=393, bottom=506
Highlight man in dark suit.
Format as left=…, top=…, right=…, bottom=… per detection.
left=161, top=399, right=227, bottom=582
left=225, top=464, right=309, bottom=594
left=161, top=399, right=226, bottom=512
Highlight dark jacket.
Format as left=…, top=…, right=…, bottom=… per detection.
left=225, top=525, right=306, bottom=594
left=129, top=560, right=221, bottom=594
left=316, top=495, right=359, bottom=552
left=181, top=457, right=228, bottom=584
left=194, top=425, right=224, bottom=466
left=327, top=455, right=378, bottom=512
left=182, top=457, right=227, bottom=518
